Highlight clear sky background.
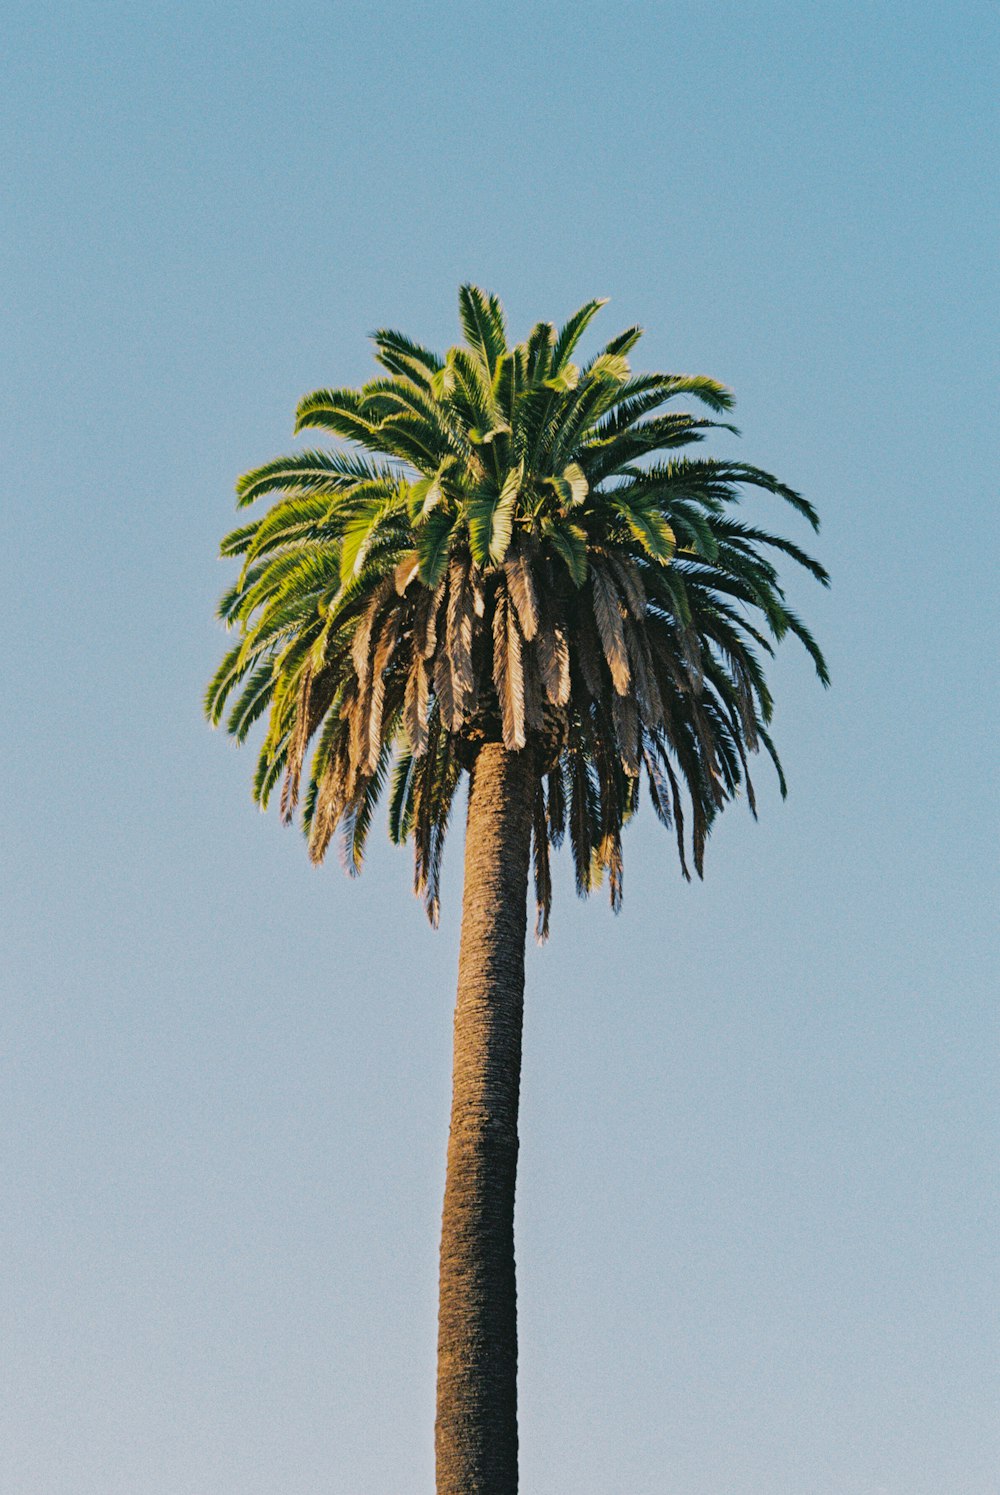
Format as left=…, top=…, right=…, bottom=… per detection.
left=3, top=3, right=997, bottom=1492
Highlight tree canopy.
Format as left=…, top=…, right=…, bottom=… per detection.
left=207, top=287, right=828, bottom=937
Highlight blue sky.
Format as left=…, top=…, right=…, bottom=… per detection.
left=3, top=3, right=997, bottom=1492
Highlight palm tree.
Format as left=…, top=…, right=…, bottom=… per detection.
left=206, top=286, right=828, bottom=1494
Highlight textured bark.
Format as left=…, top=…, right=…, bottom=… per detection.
left=436, top=743, right=534, bottom=1495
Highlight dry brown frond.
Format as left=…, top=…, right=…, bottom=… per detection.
left=590, top=567, right=631, bottom=695
left=599, top=827, right=624, bottom=912
left=367, top=613, right=400, bottom=769
left=418, top=578, right=446, bottom=659
left=280, top=661, right=314, bottom=823
left=612, top=690, right=640, bottom=776
left=574, top=611, right=605, bottom=700
left=351, top=576, right=393, bottom=685
left=446, top=558, right=475, bottom=707
left=522, top=637, right=545, bottom=734
left=348, top=680, right=371, bottom=772
left=394, top=552, right=420, bottom=595
left=536, top=622, right=570, bottom=707
left=434, top=650, right=458, bottom=733
left=404, top=654, right=431, bottom=756
left=307, top=750, right=349, bottom=864
left=504, top=549, right=539, bottom=641
left=493, top=592, right=526, bottom=750
left=607, top=553, right=647, bottom=621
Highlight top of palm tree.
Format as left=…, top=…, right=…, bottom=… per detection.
left=206, top=286, right=828, bottom=937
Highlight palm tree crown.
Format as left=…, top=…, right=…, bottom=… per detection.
left=207, top=286, right=828, bottom=937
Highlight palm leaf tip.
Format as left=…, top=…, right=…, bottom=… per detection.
left=602, top=324, right=643, bottom=358
left=552, top=298, right=610, bottom=370
left=458, top=283, right=508, bottom=373
left=691, top=376, right=735, bottom=413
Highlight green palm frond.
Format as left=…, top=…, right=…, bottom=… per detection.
left=370, top=328, right=445, bottom=386
left=458, top=284, right=508, bottom=376
left=236, top=448, right=399, bottom=507
left=552, top=298, right=609, bottom=371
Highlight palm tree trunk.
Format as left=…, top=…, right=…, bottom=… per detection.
left=435, top=742, right=534, bottom=1495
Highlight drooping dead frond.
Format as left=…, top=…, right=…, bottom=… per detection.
left=418, top=579, right=445, bottom=660
left=446, top=557, right=476, bottom=709
left=607, top=553, right=647, bottom=620
left=351, top=576, right=394, bottom=686
left=611, top=690, right=640, bottom=777
left=504, top=547, right=539, bottom=641
left=573, top=610, right=605, bottom=700
left=394, top=552, right=420, bottom=595
left=404, top=653, right=431, bottom=756
left=493, top=591, right=526, bottom=750
left=590, top=566, right=631, bottom=695
left=434, top=649, right=458, bottom=733
left=522, top=635, right=545, bottom=734
left=535, top=620, right=570, bottom=707
left=367, top=613, right=400, bottom=769
left=597, top=827, right=624, bottom=912
left=307, top=741, right=351, bottom=865
left=421, top=736, right=461, bottom=927
left=411, top=707, right=440, bottom=902
left=280, top=661, right=314, bottom=823
left=569, top=750, right=597, bottom=894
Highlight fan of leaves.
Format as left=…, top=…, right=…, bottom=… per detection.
left=207, top=287, right=829, bottom=937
